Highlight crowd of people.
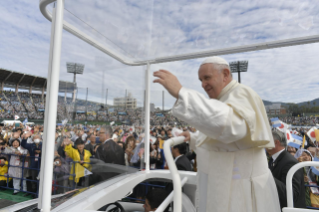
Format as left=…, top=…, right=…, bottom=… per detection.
left=2, top=89, right=319, bottom=210
left=0, top=120, right=318, bottom=209
left=1, top=90, right=186, bottom=126
left=281, top=116, right=319, bottom=126
left=0, top=123, right=196, bottom=199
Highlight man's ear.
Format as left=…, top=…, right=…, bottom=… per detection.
left=222, top=68, right=231, bottom=80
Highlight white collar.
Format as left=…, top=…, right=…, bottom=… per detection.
left=174, top=154, right=183, bottom=162
left=217, top=80, right=238, bottom=100
left=272, top=149, right=285, bottom=162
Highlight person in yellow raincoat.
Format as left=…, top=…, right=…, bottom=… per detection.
left=64, top=138, right=91, bottom=186
left=0, top=156, right=12, bottom=190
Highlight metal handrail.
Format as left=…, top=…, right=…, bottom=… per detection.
left=155, top=177, right=188, bottom=212
left=285, top=161, right=319, bottom=208
left=162, top=136, right=185, bottom=212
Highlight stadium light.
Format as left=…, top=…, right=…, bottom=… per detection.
left=229, top=60, right=248, bottom=83
left=66, top=62, right=85, bottom=78
left=66, top=62, right=84, bottom=102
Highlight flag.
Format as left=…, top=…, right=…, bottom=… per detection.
left=315, top=129, right=319, bottom=142
left=311, top=157, right=319, bottom=177
left=307, top=127, right=318, bottom=142
left=150, top=136, right=156, bottom=144
left=292, top=130, right=299, bottom=135
left=270, top=117, right=280, bottom=127
left=302, top=135, right=306, bottom=148
left=62, top=119, right=68, bottom=126
left=84, top=168, right=92, bottom=176
left=286, top=130, right=303, bottom=149
left=14, top=115, right=19, bottom=120
left=129, top=126, right=135, bottom=133
left=23, top=118, right=28, bottom=126
left=271, top=118, right=288, bottom=133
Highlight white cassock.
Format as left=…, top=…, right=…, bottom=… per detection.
left=171, top=80, right=281, bottom=212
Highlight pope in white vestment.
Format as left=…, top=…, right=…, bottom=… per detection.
left=153, top=57, right=281, bottom=212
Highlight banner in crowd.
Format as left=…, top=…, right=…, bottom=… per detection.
left=129, top=126, right=135, bottom=133
left=62, top=119, right=68, bottom=126
left=23, top=118, right=28, bottom=126
left=286, top=130, right=303, bottom=149
left=307, top=127, right=319, bottom=142
left=270, top=117, right=289, bottom=133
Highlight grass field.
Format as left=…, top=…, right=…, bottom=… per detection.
left=0, top=189, right=33, bottom=203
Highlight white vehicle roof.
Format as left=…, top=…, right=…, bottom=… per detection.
left=40, top=0, right=319, bottom=65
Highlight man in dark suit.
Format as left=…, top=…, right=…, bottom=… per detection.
left=95, top=125, right=125, bottom=165
left=267, top=130, right=305, bottom=209
left=93, top=125, right=125, bottom=184
left=85, top=134, right=97, bottom=157
left=172, top=142, right=192, bottom=171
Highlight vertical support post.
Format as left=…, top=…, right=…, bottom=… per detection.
left=85, top=87, right=88, bottom=120
left=144, top=63, right=151, bottom=171
left=125, top=89, right=127, bottom=110
left=105, top=88, right=108, bottom=107
left=38, top=1, right=57, bottom=208
left=38, top=0, right=64, bottom=211
left=72, top=73, right=76, bottom=102
left=73, top=87, right=78, bottom=122
left=237, top=62, right=241, bottom=83
left=162, top=90, right=164, bottom=111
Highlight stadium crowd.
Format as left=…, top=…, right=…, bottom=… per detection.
left=0, top=121, right=318, bottom=210
left=1, top=90, right=319, bottom=210
left=0, top=123, right=195, bottom=199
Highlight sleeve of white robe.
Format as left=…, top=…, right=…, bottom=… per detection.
left=172, top=87, right=248, bottom=145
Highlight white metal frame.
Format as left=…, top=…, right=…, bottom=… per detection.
left=37, top=0, right=319, bottom=211
left=144, top=63, right=151, bottom=172
left=38, top=0, right=64, bottom=211
left=159, top=136, right=187, bottom=212
left=283, top=161, right=319, bottom=212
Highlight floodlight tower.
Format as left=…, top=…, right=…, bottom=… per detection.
left=229, top=61, right=248, bottom=83
left=66, top=62, right=84, bottom=101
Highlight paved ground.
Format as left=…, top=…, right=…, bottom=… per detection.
left=0, top=189, right=33, bottom=209
left=0, top=199, right=17, bottom=209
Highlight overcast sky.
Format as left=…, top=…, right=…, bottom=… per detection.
left=1, top=0, right=319, bottom=109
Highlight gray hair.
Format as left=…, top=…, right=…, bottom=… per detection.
left=100, top=125, right=113, bottom=136
left=272, top=130, right=287, bottom=148
left=32, top=134, right=41, bottom=140
left=213, top=64, right=233, bottom=78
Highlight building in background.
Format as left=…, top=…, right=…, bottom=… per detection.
left=265, top=104, right=286, bottom=116
left=113, top=92, right=137, bottom=109
left=150, top=103, right=155, bottom=112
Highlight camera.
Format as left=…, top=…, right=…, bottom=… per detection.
left=54, top=161, right=60, bottom=165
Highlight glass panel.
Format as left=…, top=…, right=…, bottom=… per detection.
left=63, top=0, right=319, bottom=61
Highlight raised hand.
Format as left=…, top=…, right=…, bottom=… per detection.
left=178, top=131, right=191, bottom=142
left=153, top=70, right=182, bottom=99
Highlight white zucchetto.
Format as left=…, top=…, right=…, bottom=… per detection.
left=201, top=56, right=229, bottom=66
